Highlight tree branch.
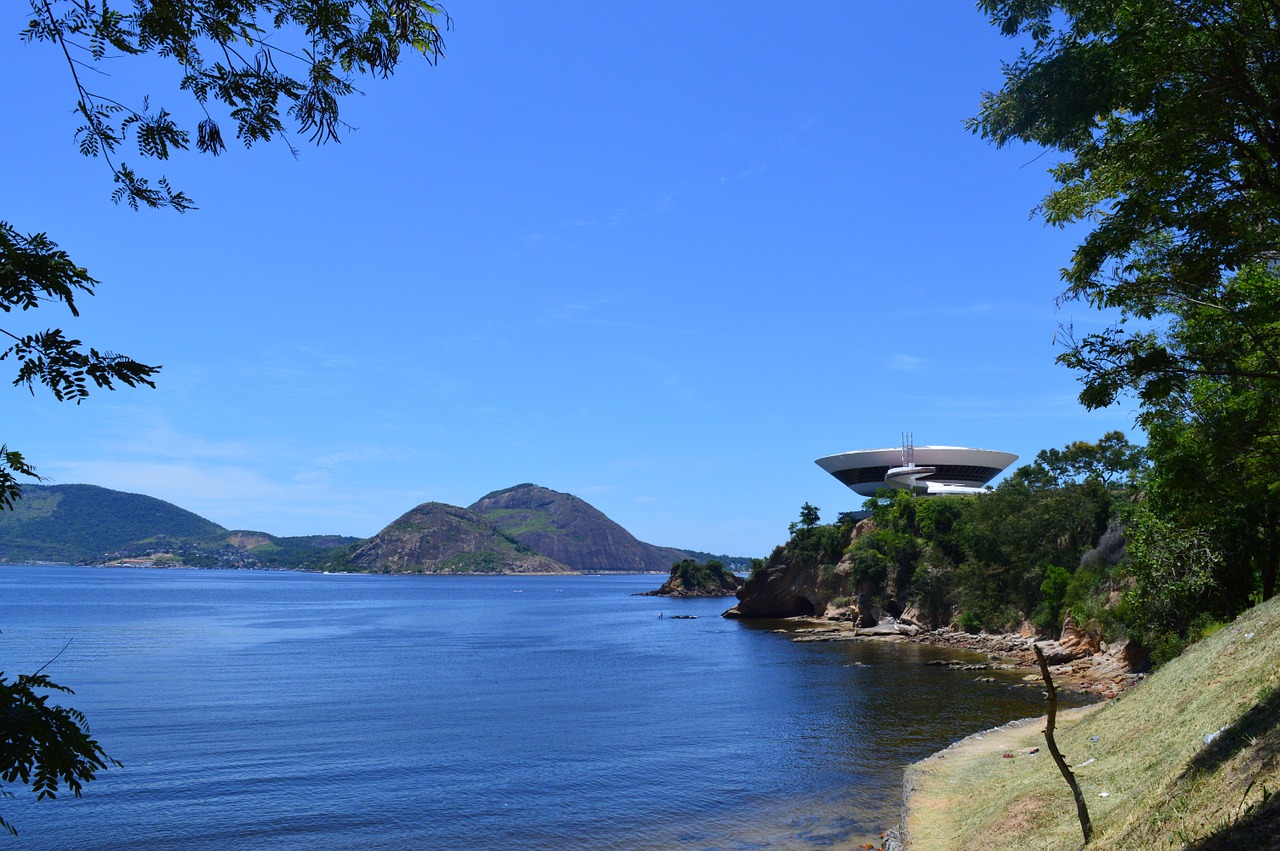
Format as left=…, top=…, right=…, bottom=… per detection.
left=1035, top=644, right=1093, bottom=844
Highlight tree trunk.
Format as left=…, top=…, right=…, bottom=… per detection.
left=1034, top=644, right=1093, bottom=844
left=1263, top=504, right=1277, bottom=601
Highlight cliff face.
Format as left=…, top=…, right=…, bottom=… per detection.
left=724, top=520, right=871, bottom=619
left=469, top=484, right=689, bottom=572
left=348, top=502, right=574, bottom=574
left=725, top=560, right=831, bottom=617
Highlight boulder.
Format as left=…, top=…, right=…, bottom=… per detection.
left=1059, top=614, right=1103, bottom=656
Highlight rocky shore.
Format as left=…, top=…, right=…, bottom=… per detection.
left=771, top=617, right=1147, bottom=699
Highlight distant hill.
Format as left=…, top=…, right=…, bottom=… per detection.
left=0, top=484, right=359, bottom=568
left=469, top=483, right=693, bottom=572
left=0, top=482, right=749, bottom=574
left=0, top=484, right=225, bottom=563
left=332, top=502, right=574, bottom=575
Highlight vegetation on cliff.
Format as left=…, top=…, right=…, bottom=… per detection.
left=741, top=422, right=1276, bottom=669
left=734, top=433, right=1148, bottom=640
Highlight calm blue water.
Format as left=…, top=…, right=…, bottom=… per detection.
left=0, top=567, right=1051, bottom=849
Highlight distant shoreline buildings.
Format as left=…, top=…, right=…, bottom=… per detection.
left=815, top=435, right=1017, bottom=498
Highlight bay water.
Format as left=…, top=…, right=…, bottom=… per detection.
left=1, top=567, right=1053, bottom=849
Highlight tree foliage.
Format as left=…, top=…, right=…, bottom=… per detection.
left=1032, top=430, right=1147, bottom=488
left=789, top=502, right=821, bottom=533
left=971, top=1, right=1280, bottom=304
left=973, top=1, right=1280, bottom=645
left=21, top=0, right=450, bottom=212
left=3, top=0, right=450, bottom=504
left=971, top=1, right=1280, bottom=406
left=0, top=667, right=121, bottom=836
left=1, top=224, right=161, bottom=508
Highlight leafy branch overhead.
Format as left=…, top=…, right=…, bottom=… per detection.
left=0, top=222, right=161, bottom=506
left=971, top=0, right=1280, bottom=402
left=3, top=1, right=450, bottom=508
left=22, top=0, right=450, bottom=210
left=0, top=224, right=160, bottom=401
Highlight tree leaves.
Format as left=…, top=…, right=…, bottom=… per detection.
left=0, top=223, right=96, bottom=317
left=974, top=4, right=1280, bottom=618
left=973, top=0, right=1280, bottom=301
left=0, top=669, right=122, bottom=836
left=0, top=221, right=161, bottom=508
left=26, top=1, right=451, bottom=210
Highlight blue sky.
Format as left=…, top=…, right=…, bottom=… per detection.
left=2, top=2, right=1133, bottom=556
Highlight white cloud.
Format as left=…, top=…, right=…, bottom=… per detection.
left=888, top=353, right=925, bottom=371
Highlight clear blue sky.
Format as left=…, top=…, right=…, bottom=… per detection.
left=2, top=2, right=1132, bottom=556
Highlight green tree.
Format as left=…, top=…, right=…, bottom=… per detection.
left=789, top=502, right=821, bottom=534
left=971, top=1, right=1280, bottom=408
left=971, top=1, right=1280, bottom=313
left=4, top=0, right=451, bottom=832
left=1122, top=505, right=1223, bottom=664
left=1033, top=431, right=1147, bottom=489
left=973, top=1, right=1280, bottom=645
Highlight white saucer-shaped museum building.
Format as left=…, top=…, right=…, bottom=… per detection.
left=815, top=445, right=1019, bottom=497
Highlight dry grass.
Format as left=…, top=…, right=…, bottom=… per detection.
left=902, top=594, right=1280, bottom=850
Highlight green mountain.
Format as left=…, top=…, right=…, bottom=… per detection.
left=0, top=483, right=747, bottom=574
left=469, top=483, right=681, bottom=572
left=330, top=502, right=575, bottom=575
left=0, top=484, right=359, bottom=569
left=0, top=484, right=225, bottom=563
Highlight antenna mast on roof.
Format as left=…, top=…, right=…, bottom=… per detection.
left=902, top=432, right=915, bottom=469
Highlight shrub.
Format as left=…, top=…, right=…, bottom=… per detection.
left=957, top=610, right=985, bottom=634
left=1032, top=565, right=1071, bottom=633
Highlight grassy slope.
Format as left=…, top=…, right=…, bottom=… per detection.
left=903, top=594, right=1280, bottom=849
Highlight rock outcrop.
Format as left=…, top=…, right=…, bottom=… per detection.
left=640, top=559, right=745, bottom=597
left=723, top=559, right=828, bottom=617
left=347, top=502, right=574, bottom=574
left=470, top=484, right=691, bottom=572
left=724, top=519, right=871, bottom=619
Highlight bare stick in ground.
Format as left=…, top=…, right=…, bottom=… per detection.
left=1034, top=644, right=1093, bottom=844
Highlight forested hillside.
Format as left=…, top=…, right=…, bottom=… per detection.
left=0, top=484, right=225, bottom=563
left=0, top=484, right=360, bottom=569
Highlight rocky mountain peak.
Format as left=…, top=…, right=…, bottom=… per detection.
left=469, top=484, right=687, bottom=572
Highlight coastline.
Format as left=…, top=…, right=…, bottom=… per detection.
left=760, top=618, right=1153, bottom=849
left=770, top=618, right=1144, bottom=699
left=883, top=703, right=1106, bottom=850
